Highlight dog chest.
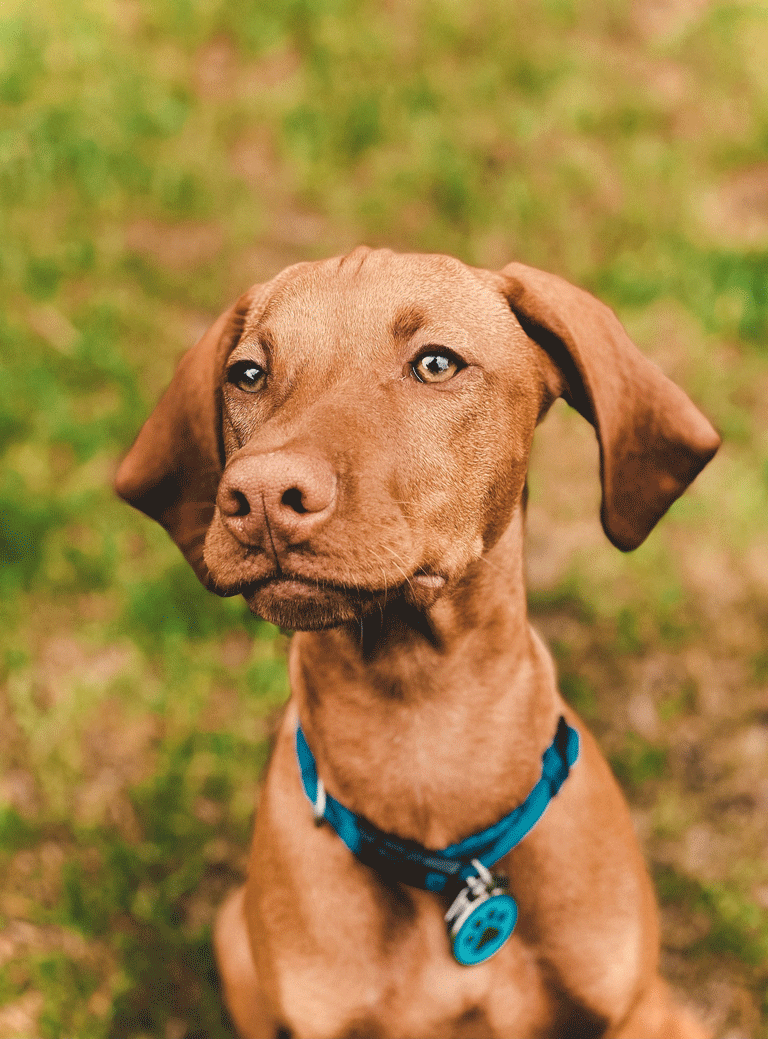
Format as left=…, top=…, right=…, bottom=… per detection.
left=261, top=877, right=554, bottom=1039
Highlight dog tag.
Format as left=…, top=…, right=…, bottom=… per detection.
left=445, top=860, right=518, bottom=966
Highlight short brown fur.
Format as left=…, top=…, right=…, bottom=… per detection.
left=116, top=248, right=719, bottom=1039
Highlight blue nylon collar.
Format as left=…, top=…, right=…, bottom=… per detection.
left=296, top=716, right=579, bottom=893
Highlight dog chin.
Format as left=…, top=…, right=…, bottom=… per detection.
left=242, top=579, right=383, bottom=631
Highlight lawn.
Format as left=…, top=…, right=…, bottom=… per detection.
left=1, top=0, right=768, bottom=1035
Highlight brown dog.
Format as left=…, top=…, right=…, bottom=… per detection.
left=116, top=248, right=720, bottom=1039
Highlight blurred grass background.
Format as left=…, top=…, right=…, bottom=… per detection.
left=1, top=0, right=768, bottom=1035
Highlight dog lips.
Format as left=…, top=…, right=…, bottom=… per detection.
left=412, top=573, right=445, bottom=590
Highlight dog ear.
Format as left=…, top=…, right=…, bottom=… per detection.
left=115, top=294, right=253, bottom=588
left=495, top=261, right=720, bottom=551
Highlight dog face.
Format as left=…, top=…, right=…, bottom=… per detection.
left=116, top=247, right=719, bottom=631
left=205, top=250, right=543, bottom=629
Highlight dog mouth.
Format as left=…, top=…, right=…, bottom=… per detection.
left=226, top=570, right=447, bottom=630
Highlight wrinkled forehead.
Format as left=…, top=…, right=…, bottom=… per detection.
left=240, top=250, right=518, bottom=361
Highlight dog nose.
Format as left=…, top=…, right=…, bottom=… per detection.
left=217, top=451, right=338, bottom=549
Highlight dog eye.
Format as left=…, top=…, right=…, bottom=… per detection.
left=411, top=351, right=463, bottom=384
left=228, top=360, right=265, bottom=393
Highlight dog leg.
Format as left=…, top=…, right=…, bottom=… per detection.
left=214, top=885, right=275, bottom=1039
left=610, top=977, right=711, bottom=1039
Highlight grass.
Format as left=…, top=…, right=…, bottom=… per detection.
left=1, top=0, right=768, bottom=1034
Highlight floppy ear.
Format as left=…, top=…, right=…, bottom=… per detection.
left=115, top=295, right=252, bottom=588
left=495, top=261, right=720, bottom=551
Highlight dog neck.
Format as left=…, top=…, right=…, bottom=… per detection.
left=289, top=507, right=561, bottom=849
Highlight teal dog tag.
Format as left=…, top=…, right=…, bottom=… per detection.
left=445, top=860, right=517, bottom=966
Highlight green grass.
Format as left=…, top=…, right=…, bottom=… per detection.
left=2, top=0, right=768, bottom=1034
left=656, top=865, right=768, bottom=987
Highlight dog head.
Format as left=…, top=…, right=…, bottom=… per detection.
left=116, top=247, right=719, bottom=630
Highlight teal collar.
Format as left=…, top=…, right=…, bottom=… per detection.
left=296, top=715, right=579, bottom=894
